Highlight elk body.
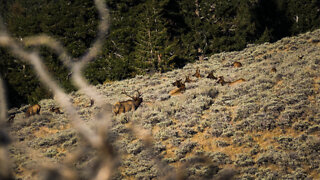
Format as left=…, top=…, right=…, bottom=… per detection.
left=25, top=104, right=41, bottom=117
left=233, top=62, right=242, bottom=67
left=170, top=79, right=186, bottom=96
left=229, top=78, right=246, bottom=86
left=113, top=90, right=143, bottom=115
left=217, top=76, right=246, bottom=86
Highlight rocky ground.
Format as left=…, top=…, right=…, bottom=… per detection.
left=7, top=29, right=320, bottom=179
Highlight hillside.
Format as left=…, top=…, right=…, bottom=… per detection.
left=7, top=29, right=320, bottom=179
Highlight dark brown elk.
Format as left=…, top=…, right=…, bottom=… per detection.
left=207, top=71, right=217, bottom=80
left=172, top=79, right=185, bottom=89
left=193, top=67, right=201, bottom=78
left=185, top=75, right=193, bottom=83
left=112, top=90, right=143, bottom=115
left=50, top=107, right=63, bottom=114
left=233, top=61, right=242, bottom=68
left=25, top=104, right=41, bottom=117
left=217, top=76, right=227, bottom=86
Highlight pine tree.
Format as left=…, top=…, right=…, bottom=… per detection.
left=133, top=0, right=176, bottom=73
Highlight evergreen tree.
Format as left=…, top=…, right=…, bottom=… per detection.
left=133, top=0, right=176, bottom=73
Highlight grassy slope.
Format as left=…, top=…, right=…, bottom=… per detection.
left=8, top=29, right=320, bottom=179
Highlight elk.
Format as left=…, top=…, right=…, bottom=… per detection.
left=193, top=67, right=201, bottom=78
left=112, top=90, right=143, bottom=115
left=207, top=71, right=217, bottom=80
left=50, top=107, right=63, bottom=114
left=217, top=76, right=246, bottom=86
left=172, top=79, right=185, bottom=89
left=25, top=104, right=41, bottom=117
left=271, top=67, right=277, bottom=73
left=233, top=61, right=242, bottom=67
left=185, top=75, right=193, bottom=83
left=217, top=76, right=228, bottom=86
left=170, top=79, right=186, bottom=95
left=228, top=78, right=246, bottom=86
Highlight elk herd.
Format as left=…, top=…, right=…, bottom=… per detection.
left=9, top=61, right=246, bottom=120
left=170, top=61, right=246, bottom=94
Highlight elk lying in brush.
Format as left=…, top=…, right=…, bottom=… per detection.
left=207, top=71, right=217, bottom=80
left=185, top=75, right=193, bottom=83
left=25, top=104, right=41, bottom=117
left=50, top=107, right=63, bottom=114
left=229, top=78, right=246, bottom=86
left=271, top=67, right=277, bottom=73
left=112, top=90, right=143, bottom=115
left=193, top=67, right=201, bottom=78
left=217, top=76, right=246, bottom=86
left=233, top=61, right=242, bottom=67
left=170, top=79, right=186, bottom=95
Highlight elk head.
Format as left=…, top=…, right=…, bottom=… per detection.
left=193, top=67, right=201, bottom=78
left=217, top=76, right=228, bottom=86
left=185, top=75, right=193, bottom=83
left=172, top=79, right=185, bottom=88
left=207, top=71, right=217, bottom=80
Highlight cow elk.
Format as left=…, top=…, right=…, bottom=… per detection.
left=50, top=107, right=63, bottom=114
left=172, top=79, right=185, bottom=89
left=233, top=61, right=242, bottom=68
left=112, top=90, right=143, bottom=115
left=217, top=76, right=228, bottom=86
left=185, top=75, right=193, bottom=83
left=25, top=104, right=41, bottom=117
left=217, top=76, right=246, bottom=86
left=207, top=71, right=217, bottom=80
left=229, top=78, right=246, bottom=86
left=170, top=79, right=186, bottom=95
left=193, top=67, right=201, bottom=78
left=271, top=67, right=277, bottom=73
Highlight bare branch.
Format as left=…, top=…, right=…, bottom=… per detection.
left=0, top=77, right=7, bottom=124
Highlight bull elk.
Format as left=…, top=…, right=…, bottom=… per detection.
left=207, top=71, right=217, bottom=80
left=112, top=90, right=143, bottom=115
left=25, top=104, right=41, bottom=117
left=193, top=67, right=201, bottom=78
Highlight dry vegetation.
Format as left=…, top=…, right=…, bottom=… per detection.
left=1, top=2, right=320, bottom=179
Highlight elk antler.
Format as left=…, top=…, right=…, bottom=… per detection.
left=135, top=90, right=141, bottom=98
left=122, top=90, right=135, bottom=99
